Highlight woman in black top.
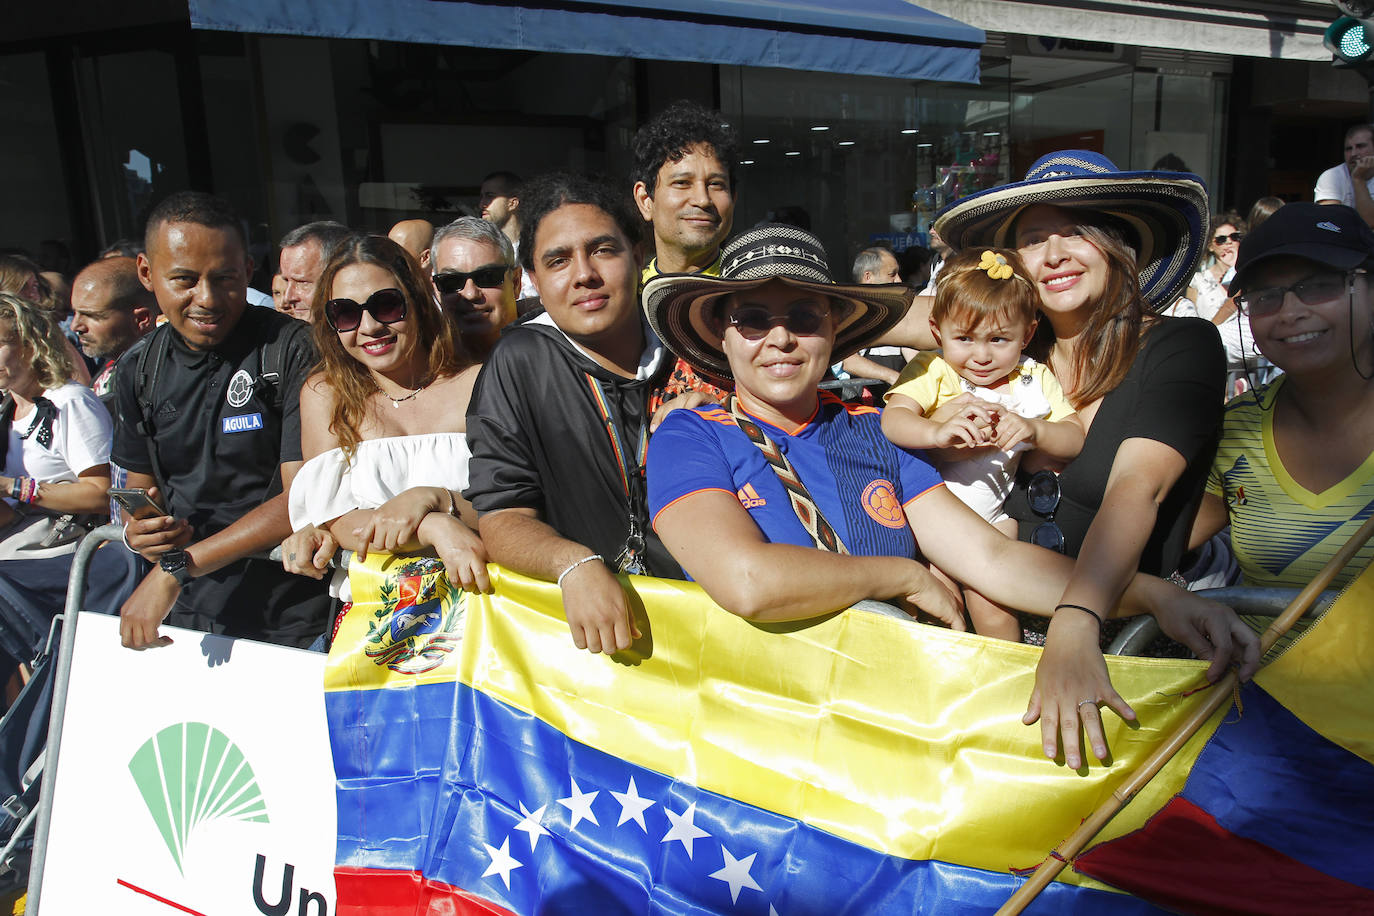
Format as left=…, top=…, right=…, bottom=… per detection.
left=933, top=150, right=1227, bottom=761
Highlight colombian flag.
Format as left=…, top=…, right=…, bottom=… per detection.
left=324, top=556, right=1374, bottom=914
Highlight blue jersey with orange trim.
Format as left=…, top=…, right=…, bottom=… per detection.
left=648, top=391, right=943, bottom=563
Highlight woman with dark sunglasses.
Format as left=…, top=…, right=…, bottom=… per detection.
left=1189, top=203, right=1374, bottom=652
left=643, top=224, right=1257, bottom=770
left=1178, top=211, right=1246, bottom=324
left=1173, top=210, right=1273, bottom=386
left=280, top=235, right=489, bottom=610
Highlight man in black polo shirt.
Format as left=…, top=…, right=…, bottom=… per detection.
left=115, top=191, right=330, bottom=649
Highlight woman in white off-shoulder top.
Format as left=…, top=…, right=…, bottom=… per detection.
left=282, top=234, right=487, bottom=606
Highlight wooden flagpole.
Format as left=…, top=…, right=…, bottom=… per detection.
left=996, top=512, right=1374, bottom=916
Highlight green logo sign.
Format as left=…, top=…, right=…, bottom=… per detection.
left=128, top=722, right=270, bottom=874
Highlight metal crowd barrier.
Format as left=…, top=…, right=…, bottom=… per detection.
left=818, top=377, right=885, bottom=402
left=1105, top=586, right=1338, bottom=657
left=26, top=522, right=123, bottom=915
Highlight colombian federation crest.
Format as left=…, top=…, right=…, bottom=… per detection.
left=226, top=369, right=255, bottom=407
left=364, top=556, right=463, bottom=674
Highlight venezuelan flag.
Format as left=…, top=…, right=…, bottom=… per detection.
left=324, top=552, right=1343, bottom=914
left=1074, top=564, right=1374, bottom=913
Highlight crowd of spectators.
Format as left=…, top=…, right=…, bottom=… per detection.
left=0, top=103, right=1370, bottom=770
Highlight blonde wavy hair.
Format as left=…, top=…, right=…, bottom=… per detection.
left=0, top=293, right=75, bottom=390
left=0, top=255, right=40, bottom=299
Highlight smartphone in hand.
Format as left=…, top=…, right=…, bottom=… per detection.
left=108, top=487, right=168, bottom=519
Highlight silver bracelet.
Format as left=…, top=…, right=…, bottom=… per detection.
left=557, top=554, right=603, bottom=588
left=121, top=523, right=140, bottom=555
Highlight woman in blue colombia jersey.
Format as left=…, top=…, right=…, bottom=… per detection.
left=642, top=222, right=1259, bottom=769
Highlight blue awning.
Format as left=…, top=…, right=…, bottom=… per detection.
left=188, top=0, right=983, bottom=84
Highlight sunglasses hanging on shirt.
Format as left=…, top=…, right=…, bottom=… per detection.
left=1026, top=469, right=1066, bottom=554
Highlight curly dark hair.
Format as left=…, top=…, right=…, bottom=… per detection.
left=516, top=172, right=642, bottom=274
left=631, top=100, right=740, bottom=197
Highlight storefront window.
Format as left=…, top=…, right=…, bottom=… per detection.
left=75, top=49, right=192, bottom=245
left=721, top=64, right=1011, bottom=274
left=0, top=53, right=72, bottom=253
left=1132, top=71, right=1226, bottom=202
left=264, top=39, right=639, bottom=235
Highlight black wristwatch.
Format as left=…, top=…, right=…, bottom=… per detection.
left=159, top=549, right=194, bottom=587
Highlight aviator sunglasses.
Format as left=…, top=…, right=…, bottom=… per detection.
left=1234, top=270, right=1360, bottom=319
left=324, top=288, right=408, bottom=332
left=726, top=305, right=830, bottom=340
left=1026, top=470, right=1066, bottom=554
left=432, top=265, right=512, bottom=295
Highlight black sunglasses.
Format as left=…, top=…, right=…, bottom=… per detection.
left=1235, top=271, right=1356, bottom=318
left=1026, top=470, right=1066, bottom=554
left=727, top=305, right=830, bottom=340
left=432, top=266, right=512, bottom=295
left=1212, top=232, right=1244, bottom=246
left=324, top=288, right=408, bottom=332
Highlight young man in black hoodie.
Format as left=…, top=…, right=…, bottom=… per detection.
left=464, top=173, right=691, bottom=657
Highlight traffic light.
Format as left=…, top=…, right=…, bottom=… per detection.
left=1327, top=1, right=1374, bottom=64
left=1327, top=17, right=1374, bottom=63
left=1328, top=0, right=1374, bottom=120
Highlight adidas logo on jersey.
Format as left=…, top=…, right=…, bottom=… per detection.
left=737, top=483, right=767, bottom=509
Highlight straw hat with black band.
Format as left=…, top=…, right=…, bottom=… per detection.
left=643, top=223, right=913, bottom=380
left=933, top=150, right=1210, bottom=311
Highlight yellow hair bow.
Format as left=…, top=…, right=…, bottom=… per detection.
left=979, top=250, right=1014, bottom=280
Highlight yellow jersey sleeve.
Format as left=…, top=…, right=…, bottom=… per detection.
left=885, top=352, right=963, bottom=413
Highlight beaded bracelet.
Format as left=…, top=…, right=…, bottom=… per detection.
left=1055, top=603, right=1104, bottom=628
left=11, top=477, right=38, bottom=505
left=557, top=554, right=603, bottom=588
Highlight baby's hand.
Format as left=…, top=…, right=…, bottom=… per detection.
left=992, top=414, right=1035, bottom=451
left=934, top=416, right=986, bottom=448
left=931, top=393, right=997, bottom=423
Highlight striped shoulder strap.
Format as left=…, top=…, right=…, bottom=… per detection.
left=726, top=395, right=849, bottom=555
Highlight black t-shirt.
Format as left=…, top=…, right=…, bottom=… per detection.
left=464, top=319, right=682, bottom=579
left=111, top=308, right=329, bottom=645
left=1005, top=317, right=1224, bottom=577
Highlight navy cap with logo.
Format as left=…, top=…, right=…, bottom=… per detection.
left=1231, top=202, right=1374, bottom=294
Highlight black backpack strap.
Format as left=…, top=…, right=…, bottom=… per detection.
left=0, top=394, right=14, bottom=469
left=131, top=327, right=175, bottom=505
left=255, top=328, right=288, bottom=413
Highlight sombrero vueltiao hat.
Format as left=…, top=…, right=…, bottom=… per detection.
left=932, top=150, right=1209, bottom=310
left=643, top=223, right=913, bottom=380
